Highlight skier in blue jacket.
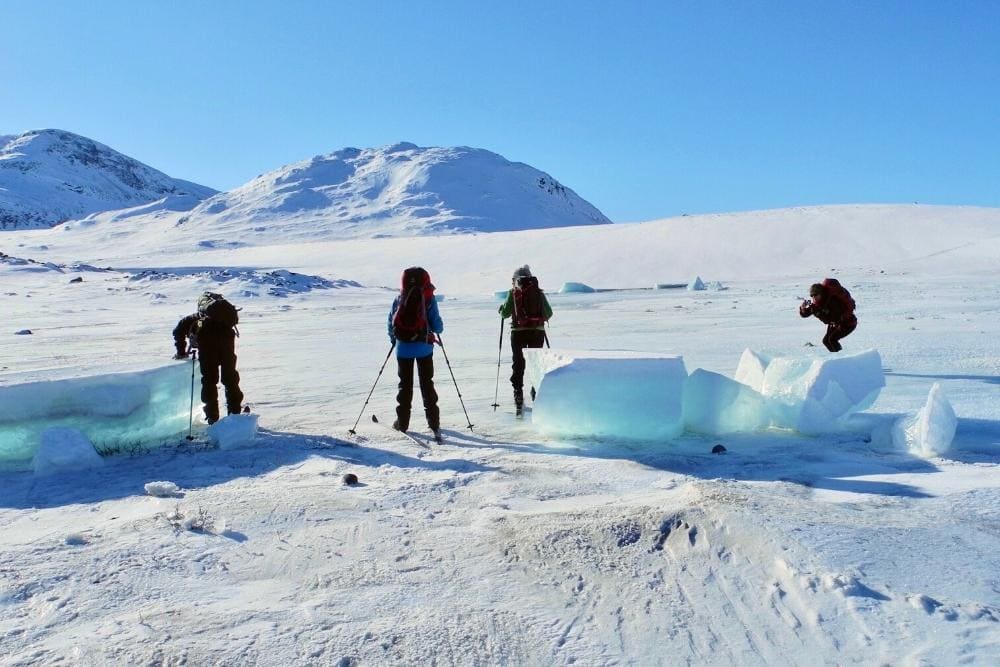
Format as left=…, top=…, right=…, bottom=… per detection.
left=387, top=267, right=444, bottom=438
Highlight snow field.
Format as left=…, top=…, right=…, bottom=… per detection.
left=1, top=205, right=999, bottom=663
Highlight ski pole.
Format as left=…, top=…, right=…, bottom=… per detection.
left=435, top=335, right=474, bottom=431
left=543, top=325, right=550, bottom=349
left=348, top=341, right=396, bottom=435
left=186, top=349, right=197, bottom=440
left=491, top=318, right=504, bottom=410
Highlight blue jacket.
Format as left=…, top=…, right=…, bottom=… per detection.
left=388, top=295, right=443, bottom=359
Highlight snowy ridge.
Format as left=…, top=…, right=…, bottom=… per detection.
left=0, top=129, right=216, bottom=230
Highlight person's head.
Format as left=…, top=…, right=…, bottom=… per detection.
left=809, top=283, right=824, bottom=298
left=512, top=265, right=532, bottom=284
left=401, top=266, right=432, bottom=291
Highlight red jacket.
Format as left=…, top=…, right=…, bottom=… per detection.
left=800, top=279, right=857, bottom=326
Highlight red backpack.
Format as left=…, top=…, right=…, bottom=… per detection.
left=392, top=267, right=431, bottom=342
left=822, top=278, right=856, bottom=314
left=512, top=276, right=546, bottom=328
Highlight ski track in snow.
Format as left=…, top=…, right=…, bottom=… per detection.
left=1, top=219, right=1000, bottom=664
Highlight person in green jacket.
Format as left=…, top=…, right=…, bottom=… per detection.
left=498, top=265, right=553, bottom=415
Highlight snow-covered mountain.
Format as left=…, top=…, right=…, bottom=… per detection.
left=169, top=142, right=610, bottom=241
left=0, top=130, right=216, bottom=230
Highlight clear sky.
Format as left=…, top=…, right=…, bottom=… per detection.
left=2, top=1, right=998, bottom=221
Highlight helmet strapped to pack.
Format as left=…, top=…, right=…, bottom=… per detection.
left=392, top=267, right=433, bottom=343
left=197, top=291, right=240, bottom=329
left=512, top=275, right=546, bottom=328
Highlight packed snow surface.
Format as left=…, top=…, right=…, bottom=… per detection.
left=0, top=202, right=998, bottom=664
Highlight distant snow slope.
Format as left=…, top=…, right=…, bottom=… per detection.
left=10, top=204, right=1000, bottom=292
left=159, top=141, right=610, bottom=241
left=0, top=130, right=216, bottom=230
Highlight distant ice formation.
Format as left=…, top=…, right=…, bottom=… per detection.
left=559, top=282, right=596, bottom=293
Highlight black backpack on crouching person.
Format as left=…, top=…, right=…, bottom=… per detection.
left=198, top=292, right=240, bottom=333
left=392, top=267, right=431, bottom=343
left=512, top=275, right=546, bottom=328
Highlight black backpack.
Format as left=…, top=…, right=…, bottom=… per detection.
left=392, top=268, right=430, bottom=343
left=198, top=292, right=240, bottom=328
left=512, top=276, right=546, bottom=328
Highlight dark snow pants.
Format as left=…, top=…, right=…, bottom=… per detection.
left=510, top=328, right=546, bottom=399
left=197, top=334, right=244, bottom=422
left=395, top=354, right=439, bottom=431
left=823, top=319, right=857, bottom=353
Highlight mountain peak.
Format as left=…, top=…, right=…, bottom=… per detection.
left=0, top=129, right=216, bottom=230
left=174, top=142, right=610, bottom=242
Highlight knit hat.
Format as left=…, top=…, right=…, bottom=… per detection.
left=512, top=265, right=532, bottom=282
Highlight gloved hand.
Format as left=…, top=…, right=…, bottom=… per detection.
left=173, top=350, right=189, bottom=360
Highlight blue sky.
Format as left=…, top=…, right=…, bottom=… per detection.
left=2, top=1, right=998, bottom=221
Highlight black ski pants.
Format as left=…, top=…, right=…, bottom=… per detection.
left=395, top=354, right=439, bottom=431
left=823, top=320, right=857, bottom=353
left=510, top=328, right=546, bottom=396
left=197, top=333, right=243, bottom=422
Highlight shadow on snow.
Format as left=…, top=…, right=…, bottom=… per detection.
left=0, top=427, right=498, bottom=510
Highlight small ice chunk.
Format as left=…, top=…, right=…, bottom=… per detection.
left=144, top=481, right=181, bottom=497
left=559, top=282, right=595, bottom=293
left=683, top=369, right=768, bottom=435
left=33, top=427, right=103, bottom=476
left=524, top=349, right=687, bottom=440
left=494, top=289, right=510, bottom=302
left=687, top=276, right=706, bottom=291
left=892, top=383, right=957, bottom=457
left=207, top=413, right=259, bottom=450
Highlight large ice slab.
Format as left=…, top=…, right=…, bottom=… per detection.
left=0, top=362, right=192, bottom=466
left=524, top=349, right=687, bottom=440
left=892, top=383, right=957, bottom=458
left=683, top=369, right=769, bottom=435
left=735, top=348, right=885, bottom=434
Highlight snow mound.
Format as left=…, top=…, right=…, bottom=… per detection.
left=207, top=413, right=259, bottom=450
left=32, top=427, right=103, bottom=476
left=0, top=363, right=192, bottom=467
left=167, top=143, right=610, bottom=242
left=0, top=129, right=215, bottom=229
left=524, top=349, right=687, bottom=440
left=145, top=481, right=182, bottom=497
left=892, top=383, right=957, bottom=457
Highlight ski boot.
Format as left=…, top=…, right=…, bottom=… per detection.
left=514, top=389, right=524, bottom=418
